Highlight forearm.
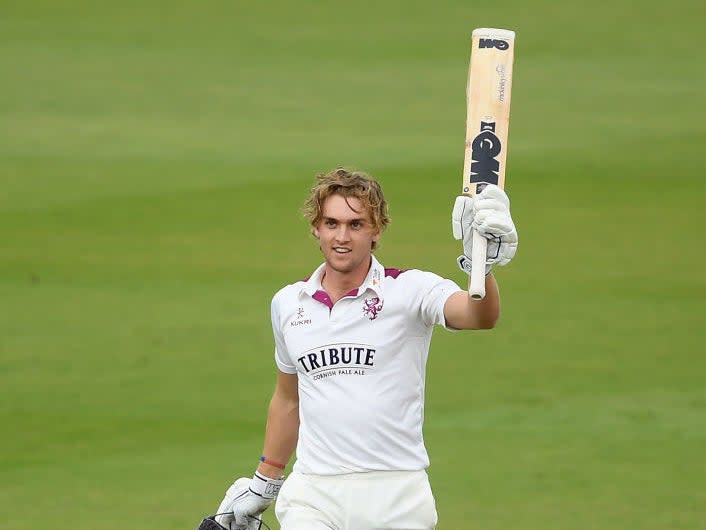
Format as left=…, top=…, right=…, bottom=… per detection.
left=466, top=272, right=500, bottom=329
left=214, top=375, right=297, bottom=527
left=444, top=273, right=500, bottom=330
left=257, top=385, right=299, bottom=478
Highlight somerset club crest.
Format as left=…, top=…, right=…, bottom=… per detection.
left=362, top=297, right=383, bottom=320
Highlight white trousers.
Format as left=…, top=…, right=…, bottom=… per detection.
left=275, top=469, right=438, bottom=530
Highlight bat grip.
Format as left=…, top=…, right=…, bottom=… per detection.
left=469, top=229, right=487, bottom=299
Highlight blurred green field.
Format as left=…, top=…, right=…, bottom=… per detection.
left=2, top=1, right=705, bottom=529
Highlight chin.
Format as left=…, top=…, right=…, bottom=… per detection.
left=327, top=261, right=354, bottom=274
left=326, top=255, right=355, bottom=273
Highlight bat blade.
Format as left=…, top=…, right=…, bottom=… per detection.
left=462, top=27, right=515, bottom=299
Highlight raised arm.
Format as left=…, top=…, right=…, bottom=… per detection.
left=447, top=184, right=518, bottom=330
left=444, top=274, right=500, bottom=330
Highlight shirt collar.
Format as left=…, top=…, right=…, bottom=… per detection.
left=299, top=255, right=385, bottom=301
left=300, top=262, right=327, bottom=297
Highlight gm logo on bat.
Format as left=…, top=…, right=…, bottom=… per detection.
left=478, top=38, right=509, bottom=50
left=469, top=121, right=501, bottom=189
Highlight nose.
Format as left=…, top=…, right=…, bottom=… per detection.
left=334, top=224, right=350, bottom=242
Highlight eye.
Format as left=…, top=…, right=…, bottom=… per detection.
left=325, top=219, right=336, bottom=228
left=351, top=220, right=362, bottom=229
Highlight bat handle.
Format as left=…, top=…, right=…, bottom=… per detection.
left=469, top=229, right=487, bottom=300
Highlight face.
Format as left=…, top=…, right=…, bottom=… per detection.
left=313, top=194, right=380, bottom=276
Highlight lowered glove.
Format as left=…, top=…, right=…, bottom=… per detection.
left=214, top=473, right=284, bottom=530
left=452, top=184, right=518, bottom=275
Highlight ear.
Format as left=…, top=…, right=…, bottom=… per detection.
left=313, top=226, right=320, bottom=239
left=372, top=230, right=381, bottom=243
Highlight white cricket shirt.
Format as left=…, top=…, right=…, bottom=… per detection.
left=271, top=256, right=463, bottom=475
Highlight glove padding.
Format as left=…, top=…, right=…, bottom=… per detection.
left=452, top=184, right=518, bottom=269
left=215, top=473, right=283, bottom=530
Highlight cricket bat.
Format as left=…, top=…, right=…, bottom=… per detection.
left=462, top=28, right=515, bottom=299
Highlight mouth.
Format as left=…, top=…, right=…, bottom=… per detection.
left=332, top=247, right=351, bottom=254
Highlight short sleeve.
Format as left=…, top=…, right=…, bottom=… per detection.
left=416, top=272, right=464, bottom=329
left=271, top=292, right=297, bottom=374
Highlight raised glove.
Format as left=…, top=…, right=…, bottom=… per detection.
left=215, top=473, right=284, bottom=530
left=452, top=184, right=518, bottom=272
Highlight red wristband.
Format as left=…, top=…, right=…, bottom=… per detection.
left=259, top=456, right=286, bottom=470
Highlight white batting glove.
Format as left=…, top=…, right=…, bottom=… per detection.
left=452, top=184, right=518, bottom=273
left=215, top=473, right=284, bottom=530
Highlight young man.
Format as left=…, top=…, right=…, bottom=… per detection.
left=213, top=168, right=518, bottom=530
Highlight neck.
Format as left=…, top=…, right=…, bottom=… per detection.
left=321, top=258, right=371, bottom=303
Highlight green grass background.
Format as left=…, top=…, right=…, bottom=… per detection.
left=2, top=1, right=705, bottom=528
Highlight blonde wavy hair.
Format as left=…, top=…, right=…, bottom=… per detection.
left=302, top=168, right=390, bottom=250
